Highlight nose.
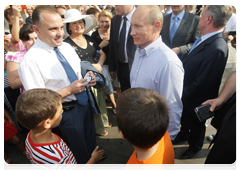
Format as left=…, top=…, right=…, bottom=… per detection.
left=57, top=27, right=64, bottom=37
left=130, top=26, right=136, bottom=36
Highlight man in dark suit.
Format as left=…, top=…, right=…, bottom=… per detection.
left=161, top=5, right=201, bottom=61
left=178, top=5, right=232, bottom=159
left=108, top=5, right=136, bottom=92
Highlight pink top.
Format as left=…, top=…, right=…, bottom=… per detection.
left=5, top=49, right=28, bottom=93
left=5, top=49, right=28, bottom=63
left=7, top=34, right=26, bottom=52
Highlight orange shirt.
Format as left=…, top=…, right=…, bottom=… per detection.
left=127, top=131, right=174, bottom=164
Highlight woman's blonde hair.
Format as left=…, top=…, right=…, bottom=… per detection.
left=98, top=10, right=113, bottom=21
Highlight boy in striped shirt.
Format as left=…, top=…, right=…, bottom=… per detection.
left=16, top=89, right=104, bottom=164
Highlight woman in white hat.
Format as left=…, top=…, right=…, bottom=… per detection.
left=63, top=9, right=111, bottom=136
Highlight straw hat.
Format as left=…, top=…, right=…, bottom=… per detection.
left=63, top=9, right=97, bottom=34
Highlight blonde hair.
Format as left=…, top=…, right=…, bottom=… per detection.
left=137, top=5, right=163, bottom=32
left=98, top=10, right=113, bottom=21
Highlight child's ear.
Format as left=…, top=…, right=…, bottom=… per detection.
left=42, top=119, right=51, bottom=129
left=118, top=130, right=126, bottom=140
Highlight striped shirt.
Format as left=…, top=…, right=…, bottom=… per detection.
left=25, top=132, right=77, bottom=164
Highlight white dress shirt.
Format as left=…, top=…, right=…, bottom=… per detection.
left=118, top=6, right=136, bottom=63
left=130, top=36, right=184, bottom=140
left=18, top=38, right=83, bottom=103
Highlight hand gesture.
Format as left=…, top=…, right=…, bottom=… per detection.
left=12, top=5, right=22, bottom=17
left=99, top=39, right=109, bottom=48
left=4, top=35, right=14, bottom=52
left=86, top=71, right=97, bottom=87
left=26, top=5, right=34, bottom=10
left=91, top=146, right=105, bottom=163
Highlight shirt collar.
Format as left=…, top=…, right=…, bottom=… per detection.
left=123, top=6, right=136, bottom=22
left=36, top=37, right=64, bottom=53
left=201, top=29, right=224, bottom=42
left=171, top=9, right=185, bottom=20
left=137, top=36, right=162, bottom=57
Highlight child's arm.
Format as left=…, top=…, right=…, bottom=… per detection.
left=86, top=146, right=104, bottom=164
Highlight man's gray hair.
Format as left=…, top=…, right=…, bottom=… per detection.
left=205, top=5, right=232, bottom=28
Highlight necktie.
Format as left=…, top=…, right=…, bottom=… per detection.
left=188, top=36, right=202, bottom=55
left=54, top=47, right=88, bottom=106
left=118, top=16, right=127, bottom=63
left=170, top=16, right=178, bottom=44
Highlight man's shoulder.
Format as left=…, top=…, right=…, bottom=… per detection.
left=111, top=15, right=121, bottom=23
left=185, top=11, right=200, bottom=21
left=206, top=32, right=227, bottom=48
left=164, top=13, right=171, bottom=20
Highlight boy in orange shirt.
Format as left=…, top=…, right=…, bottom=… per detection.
left=116, top=88, right=174, bottom=164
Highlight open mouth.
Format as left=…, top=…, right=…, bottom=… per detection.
left=55, top=36, right=62, bottom=42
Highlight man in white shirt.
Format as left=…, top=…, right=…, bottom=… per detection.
left=18, top=6, right=100, bottom=164
left=130, top=5, right=184, bottom=141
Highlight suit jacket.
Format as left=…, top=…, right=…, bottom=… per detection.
left=108, top=15, right=136, bottom=72
left=80, top=61, right=106, bottom=115
left=182, top=32, right=228, bottom=117
left=161, top=10, right=201, bottom=60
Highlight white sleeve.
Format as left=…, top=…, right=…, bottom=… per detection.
left=158, top=61, right=184, bottom=140
left=18, top=60, right=46, bottom=91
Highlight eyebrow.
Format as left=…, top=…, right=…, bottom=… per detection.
left=48, top=25, right=64, bottom=30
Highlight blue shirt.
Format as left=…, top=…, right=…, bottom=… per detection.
left=130, top=36, right=184, bottom=140
left=170, top=9, right=186, bottom=31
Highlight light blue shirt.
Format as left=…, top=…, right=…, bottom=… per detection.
left=130, top=36, right=184, bottom=140
left=170, top=9, right=186, bottom=30
left=197, top=29, right=224, bottom=47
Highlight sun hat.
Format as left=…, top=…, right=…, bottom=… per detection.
left=63, top=9, right=98, bottom=34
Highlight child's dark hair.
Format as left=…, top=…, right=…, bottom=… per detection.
left=116, top=88, right=169, bottom=149
left=15, top=88, right=62, bottom=130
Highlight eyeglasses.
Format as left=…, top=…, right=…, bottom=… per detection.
left=60, top=15, right=65, bottom=19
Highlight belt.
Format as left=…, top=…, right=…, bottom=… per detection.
left=62, top=100, right=77, bottom=111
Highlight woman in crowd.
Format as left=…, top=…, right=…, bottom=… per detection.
left=4, top=23, right=37, bottom=132
left=5, top=23, right=37, bottom=90
left=63, top=9, right=111, bottom=136
left=91, top=10, right=117, bottom=114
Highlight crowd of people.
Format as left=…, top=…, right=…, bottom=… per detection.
left=4, top=5, right=236, bottom=164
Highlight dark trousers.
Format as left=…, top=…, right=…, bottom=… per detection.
left=179, top=104, right=206, bottom=152
left=187, top=114, right=206, bottom=152
left=58, top=102, right=96, bottom=164
left=118, top=60, right=131, bottom=92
